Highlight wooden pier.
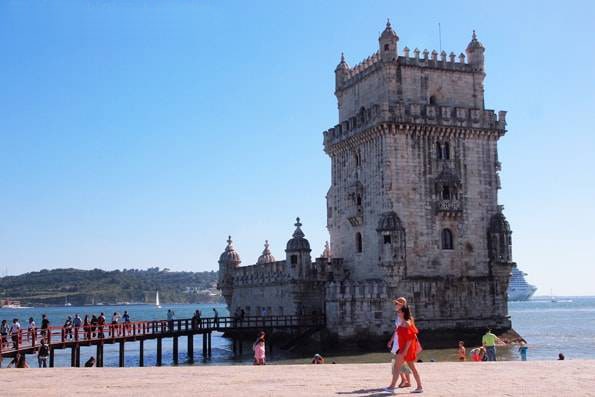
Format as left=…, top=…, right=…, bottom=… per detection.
left=0, top=315, right=324, bottom=367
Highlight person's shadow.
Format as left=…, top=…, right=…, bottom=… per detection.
left=336, top=388, right=406, bottom=397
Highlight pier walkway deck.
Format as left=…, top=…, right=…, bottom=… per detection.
left=0, top=315, right=324, bottom=367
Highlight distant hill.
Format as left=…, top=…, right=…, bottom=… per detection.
left=0, top=267, right=222, bottom=306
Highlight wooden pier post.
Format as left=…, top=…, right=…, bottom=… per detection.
left=71, top=345, right=76, bottom=367
left=173, top=336, right=179, bottom=365
left=119, top=340, right=125, bottom=367
left=232, top=338, right=237, bottom=355
left=97, top=343, right=104, bottom=367
left=239, top=339, right=243, bottom=355
left=139, top=339, right=144, bottom=367
left=75, top=344, right=81, bottom=367
left=156, top=337, right=163, bottom=366
left=49, top=348, right=55, bottom=368
left=187, top=335, right=194, bottom=363
left=202, top=333, right=207, bottom=357
left=207, top=332, right=212, bottom=357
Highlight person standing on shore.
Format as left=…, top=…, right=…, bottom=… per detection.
left=253, top=331, right=266, bottom=365
left=518, top=340, right=528, bottom=361
left=37, top=339, right=50, bottom=368
left=458, top=341, right=466, bottom=361
left=389, top=306, right=423, bottom=393
left=482, top=329, right=502, bottom=361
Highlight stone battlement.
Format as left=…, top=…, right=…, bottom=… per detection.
left=323, top=103, right=506, bottom=150
left=232, top=261, right=289, bottom=286
left=339, top=47, right=474, bottom=90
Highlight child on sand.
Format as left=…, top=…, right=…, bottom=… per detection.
left=518, top=340, right=528, bottom=361
left=253, top=331, right=266, bottom=365
left=458, top=341, right=466, bottom=361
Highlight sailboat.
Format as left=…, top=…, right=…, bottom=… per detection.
left=64, top=296, right=72, bottom=307
left=155, top=291, right=161, bottom=308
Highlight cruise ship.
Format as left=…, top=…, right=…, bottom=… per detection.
left=508, top=266, right=538, bottom=301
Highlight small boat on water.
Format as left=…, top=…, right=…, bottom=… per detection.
left=155, top=291, right=161, bottom=309
left=64, top=297, right=72, bottom=307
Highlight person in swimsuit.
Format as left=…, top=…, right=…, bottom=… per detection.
left=458, top=341, right=466, bottom=361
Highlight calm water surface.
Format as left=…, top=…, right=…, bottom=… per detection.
left=1, top=297, right=594, bottom=367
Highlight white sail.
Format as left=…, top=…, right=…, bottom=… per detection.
left=155, top=291, right=161, bottom=308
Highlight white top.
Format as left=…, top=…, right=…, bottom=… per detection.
left=390, top=317, right=404, bottom=354
left=10, top=322, right=21, bottom=334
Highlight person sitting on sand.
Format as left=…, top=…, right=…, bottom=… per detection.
left=558, top=353, right=565, bottom=360
left=312, top=354, right=325, bottom=364
left=85, top=356, right=96, bottom=367
left=458, top=341, right=466, bottom=361
left=253, top=331, right=266, bottom=365
left=7, top=352, right=29, bottom=368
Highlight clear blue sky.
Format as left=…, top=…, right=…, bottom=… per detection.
left=1, top=1, right=594, bottom=295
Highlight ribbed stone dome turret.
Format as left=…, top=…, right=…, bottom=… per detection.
left=218, top=236, right=241, bottom=266
left=379, top=19, right=398, bottom=41
left=466, top=30, right=485, bottom=51
left=285, top=217, right=311, bottom=252
left=257, top=240, right=276, bottom=264
left=489, top=208, right=511, bottom=234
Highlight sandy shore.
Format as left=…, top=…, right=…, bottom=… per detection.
left=2, top=361, right=595, bottom=396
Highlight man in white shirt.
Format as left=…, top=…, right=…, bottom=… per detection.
left=10, top=318, right=21, bottom=349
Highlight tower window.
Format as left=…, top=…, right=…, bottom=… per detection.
left=442, top=186, right=451, bottom=200
left=436, top=143, right=443, bottom=159
left=384, top=44, right=390, bottom=51
left=356, top=194, right=362, bottom=206
left=356, top=232, right=363, bottom=253
left=441, top=228, right=454, bottom=250
left=384, top=234, right=392, bottom=244
left=355, top=153, right=361, bottom=166
left=290, top=255, right=298, bottom=265
left=436, top=142, right=451, bottom=160
left=443, top=142, right=450, bottom=160
left=429, top=95, right=437, bottom=105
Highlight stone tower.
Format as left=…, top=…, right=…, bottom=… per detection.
left=323, top=23, right=514, bottom=339
left=217, top=236, right=241, bottom=307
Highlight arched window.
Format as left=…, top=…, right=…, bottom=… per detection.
left=290, top=255, right=298, bottom=265
left=441, top=229, right=454, bottom=250
left=429, top=95, right=437, bottom=105
left=356, top=232, right=363, bottom=253
left=443, top=142, right=450, bottom=160
left=442, top=185, right=451, bottom=200
left=356, top=194, right=362, bottom=206
left=384, top=44, right=390, bottom=51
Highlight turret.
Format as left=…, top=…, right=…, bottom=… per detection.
left=379, top=19, right=398, bottom=62
left=257, top=240, right=276, bottom=264
left=466, top=30, right=485, bottom=71
left=335, top=53, right=350, bottom=90
left=488, top=207, right=513, bottom=263
left=217, top=236, right=241, bottom=306
left=285, top=217, right=312, bottom=279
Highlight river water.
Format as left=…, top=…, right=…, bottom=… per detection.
left=1, top=297, right=594, bottom=367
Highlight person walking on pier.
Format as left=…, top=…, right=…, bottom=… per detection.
left=213, top=308, right=219, bottom=328
left=111, top=312, right=121, bottom=337
left=40, top=314, right=50, bottom=340
left=27, top=317, right=36, bottom=343
left=97, top=313, right=106, bottom=339
left=90, top=315, right=98, bottom=338
left=83, top=315, right=91, bottom=339
left=167, top=309, right=175, bottom=332
left=253, top=331, right=266, bottom=365
left=37, top=339, right=50, bottom=368
left=1, top=319, right=9, bottom=349
left=73, top=314, right=82, bottom=340
left=10, top=318, right=21, bottom=349
left=63, top=316, right=73, bottom=340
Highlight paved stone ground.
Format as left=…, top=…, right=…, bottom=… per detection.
left=1, top=361, right=595, bottom=396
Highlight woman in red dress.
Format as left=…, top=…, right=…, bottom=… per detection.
left=393, top=306, right=423, bottom=393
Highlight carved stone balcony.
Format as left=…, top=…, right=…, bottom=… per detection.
left=436, top=199, right=462, bottom=216
left=347, top=206, right=364, bottom=226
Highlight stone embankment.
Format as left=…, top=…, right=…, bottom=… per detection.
left=3, top=361, right=594, bottom=396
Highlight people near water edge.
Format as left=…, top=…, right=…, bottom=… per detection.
left=518, top=339, right=528, bottom=361
left=253, top=331, right=266, bottom=365
left=458, top=341, right=466, bottom=361
left=482, top=328, right=503, bottom=361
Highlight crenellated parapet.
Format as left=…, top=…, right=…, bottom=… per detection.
left=323, top=103, right=507, bottom=152
left=232, top=260, right=289, bottom=286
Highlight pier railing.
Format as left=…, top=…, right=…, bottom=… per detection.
left=0, top=314, right=325, bottom=355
